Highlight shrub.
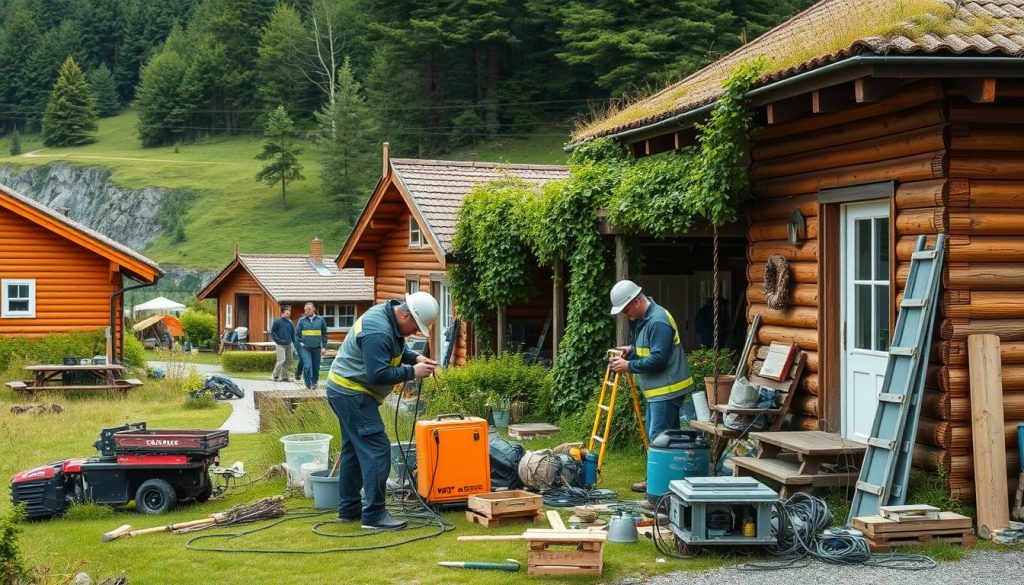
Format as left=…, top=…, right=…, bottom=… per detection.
left=182, top=367, right=216, bottom=409
left=687, top=348, right=736, bottom=393
left=0, top=506, right=29, bottom=585
left=180, top=310, right=217, bottom=346
left=123, top=334, right=146, bottom=369
left=0, top=330, right=106, bottom=372
left=425, top=353, right=548, bottom=418
left=222, top=351, right=276, bottom=372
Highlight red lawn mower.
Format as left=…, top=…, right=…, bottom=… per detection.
left=11, top=422, right=228, bottom=519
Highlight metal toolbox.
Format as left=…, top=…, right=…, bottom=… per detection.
left=668, top=476, right=778, bottom=545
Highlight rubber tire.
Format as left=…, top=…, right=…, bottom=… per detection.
left=135, top=479, right=177, bottom=514
left=194, top=477, right=213, bottom=503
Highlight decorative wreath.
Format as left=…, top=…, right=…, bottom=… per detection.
left=763, top=254, right=791, bottom=310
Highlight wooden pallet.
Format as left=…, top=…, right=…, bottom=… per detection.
left=852, top=511, right=976, bottom=552
left=466, top=510, right=544, bottom=528
left=507, top=423, right=560, bottom=440
left=468, top=490, right=542, bottom=517
left=525, top=530, right=605, bottom=577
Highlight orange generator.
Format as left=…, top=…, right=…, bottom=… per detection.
left=415, top=414, right=490, bottom=504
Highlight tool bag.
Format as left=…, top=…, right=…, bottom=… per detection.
left=205, top=375, right=245, bottom=400
left=489, top=431, right=525, bottom=490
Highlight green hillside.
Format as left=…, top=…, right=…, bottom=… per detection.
left=0, top=111, right=569, bottom=270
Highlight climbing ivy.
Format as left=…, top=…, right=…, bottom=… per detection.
left=448, top=62, right=763, bottom=416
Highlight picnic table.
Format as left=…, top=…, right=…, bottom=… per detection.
left=6, top=364, right=144, bottom=398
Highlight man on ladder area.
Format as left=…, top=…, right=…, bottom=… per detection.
left=608, top=279, right=696, bottom=493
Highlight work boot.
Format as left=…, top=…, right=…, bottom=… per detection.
left=337, top=515, right=359, bottom=523
left=361, top=512, right=406, bottom=530
left=631, top=480, right=647, bottom=493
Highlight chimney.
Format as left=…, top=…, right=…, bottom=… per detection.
left=382, top=142, right=390, bottom=178
left=310, top=237, right=323, bottom=264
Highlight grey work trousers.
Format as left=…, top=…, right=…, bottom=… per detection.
left=272, top=344, right=293, bottom=380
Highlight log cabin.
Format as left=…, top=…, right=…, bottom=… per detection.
left=570, top=0, right=1024, bottom=501
left=197, top=238, right=373, bottom=345
left=0, top=182, right=162, bottom=363
left=336, top=146, right=568, bottom=364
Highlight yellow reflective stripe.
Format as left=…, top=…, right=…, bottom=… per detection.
left=327, top=371, right=371, bottom=394
left=390, top=355, right=402, bottom=366
left=351, top=317, right=363, bottom=335
left=302, top=330, right=322, bottom=336
left=664, top=311, right=681, bottom=345
left=635, top=347, right=650, bottom=357
left=643, top=376, right=694, bottom=399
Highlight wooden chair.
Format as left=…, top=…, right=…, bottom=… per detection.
left=691, top=344, right=808, bottom=441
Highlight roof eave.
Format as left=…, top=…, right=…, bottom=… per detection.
left=569, top=54, right=1024, bottom=150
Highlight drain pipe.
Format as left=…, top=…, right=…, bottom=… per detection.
left=110, top=279, right=160, bottom=364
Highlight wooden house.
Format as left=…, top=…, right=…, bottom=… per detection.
left=0, top=182, right=162, bottom=362
left=197, top=238, right=373, bottom=345
left=336, top=146, right=568, bottom=364
left=571, top=0, right=1024, bottom=500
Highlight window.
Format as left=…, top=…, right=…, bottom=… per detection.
left=406, top=277, right=419, bottom=294
left=323, top=304, right=357, bottom=330
left=409, top=217, right=422, bottom=248
left=2, top=279, right=35, bottom=318
left=225, top=303, right=233, bottom=328
left=852, top=216, right=890, bottom=352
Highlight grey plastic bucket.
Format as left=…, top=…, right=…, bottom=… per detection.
left=309, top=469, right=339, bottom=510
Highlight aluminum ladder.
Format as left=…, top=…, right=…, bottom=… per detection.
left=847, top=234, right=945, bottom=523
left=588, top=349, right=649, bottom=473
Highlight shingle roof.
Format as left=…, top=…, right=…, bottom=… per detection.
left=574, top=0, right=1024, bottom=142
left=0, top=181, right=162, bottom=279
left=390, top=159, right=569, bottom=253
left=237, top=254, right=373, bottom=302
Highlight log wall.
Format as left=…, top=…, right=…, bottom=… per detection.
left=749, top=81, right=1024, bottom=501
left=0, top=206, right=116, bottom=337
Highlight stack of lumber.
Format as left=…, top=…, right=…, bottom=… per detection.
left=851, top=511, right=975, bottom=552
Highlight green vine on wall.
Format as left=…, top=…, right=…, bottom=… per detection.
left=448, top=62, right=763, bottom=416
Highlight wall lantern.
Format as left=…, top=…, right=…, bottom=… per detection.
left=787, top=209, right=807, bottom=245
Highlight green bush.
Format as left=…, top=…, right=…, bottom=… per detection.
left=222, top=350, right=276, bottom=372
left=0, top=506, right=30, bottom=585
left=123, top=334, right=146, bottom=369
left=687, top=347, right=736, bottom=393
left=182, top=368, right=216, bottom=409
left=0, top=329, right=106, bottom=371
left=426, top=353, right=548, bottom=418
left=180, top=310, right=217, bottom=346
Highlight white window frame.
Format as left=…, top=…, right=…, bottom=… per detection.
left=322, top=304, right=357, bottom=331
left=406, top=277, right=419, bottom=294
left=2, top=279, right=35, bottom=318
left=409, top=217, right=422, bottom=248
left=225, top=303, right=233, bottom=329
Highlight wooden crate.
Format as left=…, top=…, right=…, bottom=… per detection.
left=524, top=530, right=605, bottom=577
left=468, top=490, right=542, bottom=518
left=852, top=511, right=977, bottom=552
left=465, top=510, right=544, bottom=528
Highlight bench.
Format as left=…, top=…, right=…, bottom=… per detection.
left=7, top=379, right=144, bottom=398
left=6, top=381, right=28, bottom=392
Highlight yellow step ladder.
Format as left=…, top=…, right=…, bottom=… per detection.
left=588, top=349, right=648, bottom=474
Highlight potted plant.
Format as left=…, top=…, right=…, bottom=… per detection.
left=687, top=348, right=737, bottom=409
left=486, top=389, right=512, bottom=429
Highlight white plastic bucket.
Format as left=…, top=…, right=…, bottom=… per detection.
left=301, top=462, right=328, bottom=498
left=280, top=433, right=332, bottom=489
left=692, top=391, right=711, bottom=423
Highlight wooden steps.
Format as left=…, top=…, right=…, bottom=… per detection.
left=852, top=511, right=976, bottom=551
left=730, top=431, right=865, bottom=498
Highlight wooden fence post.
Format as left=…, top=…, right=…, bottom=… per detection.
left=968, top=333, right=1010, bottom=539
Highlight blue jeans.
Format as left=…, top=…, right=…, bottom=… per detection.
left=645, top=393, right=695, bottom=441
left=327, top=391, right=390, bottom=522
left=299, top=346, right=321, bottom=388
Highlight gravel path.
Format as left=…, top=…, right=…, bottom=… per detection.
left=635, top=549, right=1023, bottom=585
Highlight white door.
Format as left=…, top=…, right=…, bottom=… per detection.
left=435, top=282, right=455, bottom=363
left=841, top=200, right=891, bottom=442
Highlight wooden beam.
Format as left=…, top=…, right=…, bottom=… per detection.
left=615, top=235, right=628, bottom=346
left=812, top=84, right=853, bottom=114
left=955, top=78, right=997, bottom=103
left=552, top=259, right=564, bottom=369
left=968, top=334, right=1010, bottom=539
left=766, top=95, right=810, bottom=125
left=369, top=219, right=397, bottom=230
left=362, top=256, right=376, bottom=277
left=496, top=307, right=506, bottom=356
left=854, top=78, right=901, bottom=103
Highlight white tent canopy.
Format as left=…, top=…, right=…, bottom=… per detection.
left=132, top=296, right=187, bottom=316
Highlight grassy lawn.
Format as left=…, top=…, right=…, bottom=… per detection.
left=0, top=112, right=570, bottom=271
left=2, top=377, right=734, bottom=584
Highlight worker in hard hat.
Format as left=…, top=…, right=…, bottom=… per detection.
left=608, top=279, right=695, bottom=494
left=325, top=291, right=439, bottom=530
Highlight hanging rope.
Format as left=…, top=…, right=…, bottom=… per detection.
left=712, top=224, right=720, bottom=379
left=763, top=254, right=791, bottom=310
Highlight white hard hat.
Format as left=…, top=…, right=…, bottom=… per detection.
left=609, top=279, right=642, bottom=315
left=405, top=291, right=439, bottom=336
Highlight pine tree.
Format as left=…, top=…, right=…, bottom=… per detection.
left=0, top=8, right=41, bottom=133
left=315, top=57, right=375, bottom=223
left=88, top=63, right=120, bottom=117
left=42, top=56, right=98, bottom=147
left=256, top=3, right=313, bottom=117
left=9, top=129, right=20, bottom=156
left=256, top=105, right=304, bottom=209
